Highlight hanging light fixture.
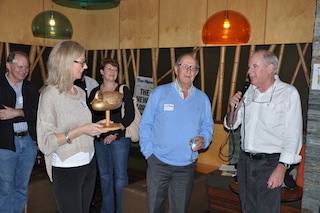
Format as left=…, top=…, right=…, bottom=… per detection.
left=202, top=10, right=251, bottom=44
left=52, top=0, right=120, bottom=10
left=31, top=10, right=73, bottom=39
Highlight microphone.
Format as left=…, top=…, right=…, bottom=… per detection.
left=234, top=81, right=251, bottom=110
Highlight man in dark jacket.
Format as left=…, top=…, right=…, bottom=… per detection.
left=0, top=51, right=39, bottom=212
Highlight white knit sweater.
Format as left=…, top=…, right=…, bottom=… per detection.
left=37, top=85, right=94, bottom=181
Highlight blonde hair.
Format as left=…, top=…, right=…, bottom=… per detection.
left=46, top=40, right=85, bottom=93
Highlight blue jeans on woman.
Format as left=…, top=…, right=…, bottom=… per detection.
left=95, top=136, right=131, bottom=213
left=0, top=135, right=37, bottom=213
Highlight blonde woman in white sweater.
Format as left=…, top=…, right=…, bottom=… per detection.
left=37, top=41, right=107, bottom=213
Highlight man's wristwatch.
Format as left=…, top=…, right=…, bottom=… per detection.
left=279, top=162, right=290, bottom=169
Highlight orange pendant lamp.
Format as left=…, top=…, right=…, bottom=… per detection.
left=202, top=10, right=251, bottom=44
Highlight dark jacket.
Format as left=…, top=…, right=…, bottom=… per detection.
left=0, top=72, right=39, bottom=151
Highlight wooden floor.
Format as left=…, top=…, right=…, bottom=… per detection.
left=91, top=167, right=146, bottom=212
left=28, top=162, right=146, bottom=213
left=28, top=163, right=211, bottom=213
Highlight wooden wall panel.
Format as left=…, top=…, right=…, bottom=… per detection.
left=81, top=9, right=119, bottom=50
left=159, top=0, right=207, bottom=48
left=265, top=0, right=316, bottom=44
left=50, top=3, right=120, bottom=49
left=0, top=0, right=316, bottom=49
left=205, top=0, right=267, bottom=46
left=0, top=1, right=42, bottom=45
left=119, top=0, right=159, bottom=49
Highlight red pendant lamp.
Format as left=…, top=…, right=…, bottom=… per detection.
left=202, top=10, right=251, bottom=44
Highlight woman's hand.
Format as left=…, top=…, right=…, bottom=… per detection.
left=103, top=133, right=118, bottom=145
left=96, top=119, right=107, bottom=125
left=82, top=123, right=106, bottom=137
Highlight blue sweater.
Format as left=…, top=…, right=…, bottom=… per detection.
left=139, top=82, right=214, bottom=166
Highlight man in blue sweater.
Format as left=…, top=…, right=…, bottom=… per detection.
left=139, top=53, right=214, bottom=213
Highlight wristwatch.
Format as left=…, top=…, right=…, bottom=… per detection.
left=279, top=162, right=290, bottom=169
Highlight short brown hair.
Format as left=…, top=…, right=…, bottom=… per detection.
left=100, top=58, right=119, bottom=70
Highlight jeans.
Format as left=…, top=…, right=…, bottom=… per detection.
left=0, top=135, right=37, bottom=213
left=95, top=137, right=131, bottom=213
left=237, top=151, right=281, bottom=213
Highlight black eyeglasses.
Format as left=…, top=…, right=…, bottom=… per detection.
left=177, top=63, right=199, bottom=73
left=252, top=85, right=276, bottom=104
left=74, top=60, right=87, bottom=67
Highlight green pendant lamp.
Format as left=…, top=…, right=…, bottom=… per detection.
left=52, top=0, right=120, bottom=10
left=32, top=10, right=73, bottom=39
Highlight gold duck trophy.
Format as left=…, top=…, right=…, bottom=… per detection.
left=91, top=90, right=124, bottom=131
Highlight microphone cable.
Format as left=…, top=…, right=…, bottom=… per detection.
left=219, top=82, right=250, bottom=162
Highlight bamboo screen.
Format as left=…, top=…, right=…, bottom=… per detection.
left=0, top=42, right=311, bottom=126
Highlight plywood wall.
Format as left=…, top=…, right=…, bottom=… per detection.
left=0, top=0, right=316, bottom=49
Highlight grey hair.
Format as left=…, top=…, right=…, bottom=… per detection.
left=175, top=53, right=200, bottom=71
left=255, top=49, right=279, bottom=74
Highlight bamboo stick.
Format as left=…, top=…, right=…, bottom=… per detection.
left=216, top=46, right=226, bottom=120
left=111, top=49, right=115, bottom=58
left=170, top=48, right=176, bottom=81
left=228, top=46, right=241, bottom=107
left=130, top=49, right=137, bottom=80
left=296, top=43, right=310, bottom=86
left=151, top=48, right=158, bottom=87
left=91, top=50, right=97, bottom=80
left=5, top=42, right=10, bottom=57
left=211, top=67, right=220, bottom=117
left=199, top=47, right=205, bottom=91
left=192, top=47, right=197, bottom=58
left=28, top=46, right=37, bottom=80
left=117, top=49, right=123, bottom=84
left=136, top=49, right=140, bottom=77
left=191, top=47, right=201, bottom=55
left=291, top=43, right=309, bottom=84
left=127, top=54, right=132, bottom=66
left=29, top=46, right=46, bottom=76
left=0, top=43, right=3, bottom=67
left=268, top=44, right=276, bottom=53
left=36, top=46, right=47, bottom=83
left=86, top=50, right=89, bottom=62
left=29, top=46, right=36, bottom=66
left=155, top=48, right=159, bottom=77
left=100, top=50, right=104, bottom=59
left=277, top=44, right=285, bottom=75
left=247, top=45, right=256, bottom=81
left=122, top=49, right=130, bottom=87
left=158, top=69, right=174, bottom=83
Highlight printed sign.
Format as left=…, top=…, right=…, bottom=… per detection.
left=134, top=76, right=154, bottom=114
left=311, top=62, right=320, bottom=90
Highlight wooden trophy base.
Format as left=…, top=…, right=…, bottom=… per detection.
left=100, top=123, right=122, bottom=131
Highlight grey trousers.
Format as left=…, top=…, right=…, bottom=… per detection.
left=146, top=154, right=195, bottom=213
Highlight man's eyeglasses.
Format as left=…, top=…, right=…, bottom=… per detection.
left=74, top=60, right=87, bottom=67
left=177, top=63, right=199, bottom=73
left=252, top=85, right=276, bottom=104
